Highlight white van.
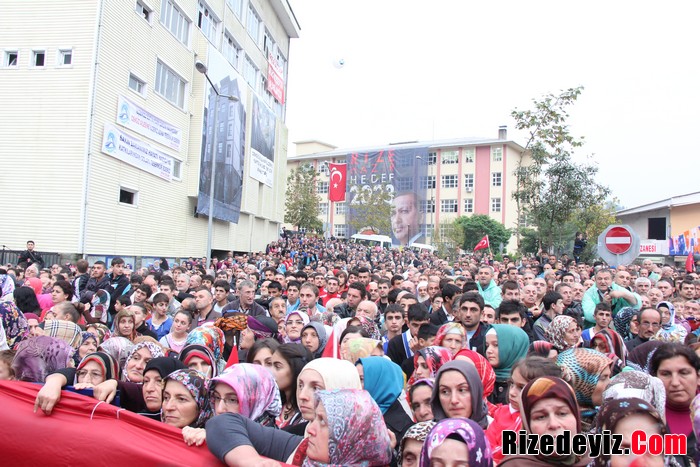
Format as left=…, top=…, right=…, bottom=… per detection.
left=350, top=234, right=393, bottom=249
left=409, top=242, right=436, bottom=254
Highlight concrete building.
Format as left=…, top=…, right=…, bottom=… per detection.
left=617, top=191, right=700, bottom=264
left=0, top=0, right=298, bottom=266
left=289, top=127, right=528, bottom=251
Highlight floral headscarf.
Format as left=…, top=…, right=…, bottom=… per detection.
left=0, top=301, right=28, bottom=348
left=613, top=307, right=636, bottom=340
left=455, top=349, right=496, bottom=398
left=590, top=328, right=627, bottom=366
left=75, top=351, right=119, bottom=384
left=487, top=324, right=529, bottom=382
left=343, top=337, right=381, bottom=364
left=284, top=311, right=310, bottom=344
left=398, top=420, right=435, bottom=466
left=179, top=344, right=219, bottom=378
left=186, top=326, right=225, bottom=374
left=123, top=341, right=165, bottom=382
left=602, top=370, right=666, bottom=422
left=98, top=337, right=134, bottom=372
left=351, top=316, right=381, bottom=341
left=301, top=322, right=328, bottom=358
left=409, top=346, right=453, bottom=386
left=419, top=418, right=493, bottom=467
left=73, top=332, right=99, bottom=366
left=209, top=363, right=281, bottom=427
left=432, top=360, right=488, bottom=429
left=0, top=272, right=15, bottom=299
left=12, top=336, right=74, bottom=383
left=302, top=389, right=392, bottom=467
left=357, top=356, right=404, bottom=414
left=163, top=369, right=213, bottom=428
left=434, top=322, right=467, bottom=351
left=545, top=315, right=579, bottom=351
left=557, top=348, right=612, bottom=409
left=88, top=323, right=111, bottom=345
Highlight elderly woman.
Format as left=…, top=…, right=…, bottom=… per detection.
left=545, top=315, right=581, bottom=352
left=161, top=369, right=213, bottom=430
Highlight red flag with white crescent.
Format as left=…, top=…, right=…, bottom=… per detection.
left=328, top=163, right=347, bottom=202
left=474, top=235, right=490, bottom=251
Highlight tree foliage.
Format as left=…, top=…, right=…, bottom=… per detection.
left=347, top=186, right=392, bottom=236
left=512, top=86, right=610, bottom=253
left=284, top=164, right=323, bottom=233
left=571, top=200, right=619, bottom=262
left=454, top=214, right=511, bottom=252
left=433, top=219, right=465, bottom=259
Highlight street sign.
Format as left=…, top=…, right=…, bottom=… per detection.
left=597, top=225, right=640, bottom=267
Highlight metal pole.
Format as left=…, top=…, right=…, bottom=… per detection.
left=206, top=94, right=220, bottom=269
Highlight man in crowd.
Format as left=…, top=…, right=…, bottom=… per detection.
left=582, top=268, right=640, bottom=327
left=476, top=265, right=502, bottom=308
left=221, top=280, right=268, bottom=317
left=18, top=240, right=44, bottom=269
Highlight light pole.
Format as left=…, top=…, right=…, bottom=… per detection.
left=195, top=61, right=239, bottom=270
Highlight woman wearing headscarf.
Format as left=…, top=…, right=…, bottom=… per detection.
left=431, top=360, right=489, bottom=429
left=602, top=370, right=666, bottom=422
left=343, top=337, right=382, bottom=363
left=408, top=345, right=452, bottom=387
left=161, top=368, right=213, bottom=431
left=454, top=348, right=496, bottom=405
left=179, top=344, right=219, bottom=379
left=545, top=314, right=581, bottom=352
left=206, top=389, right=392, bottom=466
left=557, top=347, right=613, bottom=432
left=613, top=306, right=637, bottom=341
left=238, top=315, right=281, bottom=361
left=527, top=340, right=557, bottom=359
left=12, top=336, right=74, bottom=383
left=590, top=327, right=628, bottom=375
left=626, top=339, right=664, bottom=373
left=122, top=341, right=165, bottom=383
left=357, top=356, right=413, bottom=443
left=655, top=301, right=689, bottom=343
left=283, top=311, right=309, bottom=344
left=72, top=332, right=98, bottom=366
left=485, top=324, right=529, bottom=405
left=185, top=325, right=226, bottom=374
left=398, top=421, right=435, bottom=467
left=433, top=322, right=467, bottom=356
left=299, top=321, right=328, bottom=359
left=500, top=376, right=589, bottom=466
left=23, top=277, right=53, bottom=312
left=85, top=323, right=111, bottom=345
left=98, top=336, right=133, bottom=371
left=0, top=300, right=28, bottom=349
left=419, top=418, right=493, bottom=467
left=350, top=315, right=381, bottom=341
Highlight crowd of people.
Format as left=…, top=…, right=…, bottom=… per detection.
left=1, top=234, right=700, bottom=466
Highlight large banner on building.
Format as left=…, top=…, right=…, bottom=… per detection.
left=249, top=95, right=276, bottom=187
left=116, top=95, right=183, bottom=151
left=196, top=45, right=248, bottom=224
left=345, top=146, right=429, bottom=246
left=101, top=124, right=173, bottom=181
left=669, top=226, right=700, bottom=256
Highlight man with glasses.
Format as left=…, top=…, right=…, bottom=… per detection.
left=625, top=307, right=662, bottom=352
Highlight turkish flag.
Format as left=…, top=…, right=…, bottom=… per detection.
left=686, top=251, right=695, bottom=273
left=328, top=163, right=347, bottom=202
left=474, top=235, right=490, bottom=251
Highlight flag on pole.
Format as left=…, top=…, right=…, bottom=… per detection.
left=328, top=163, right=347, bottom=202
left=474, top=235, right=490, bottom=251
left=686, top=251, right=695, bottom=273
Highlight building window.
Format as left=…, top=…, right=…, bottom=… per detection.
left=135, top=1, right=152, bottom=21
left=243, top=55, right=258, bottom=88
left=317, top=181, right=329, bottom=194
left=223, top=33, right=241, bottom=69
left=464, top=147, right=475, bottom=163
left=155, top=60, right=186, bottom=109
left=128, top=73, right=146, bottom=95
left=441, top=175, right=458, bottom=189
left=160, top=0, right=190, bottom=45
left=119, top=187, right=138, bottom=206
left=442, top=150, right=458, bottom=164
left=226, top=0, right=242, bottom=18
left=172, top=159, right=182, bottom=180
left=464, top=198, right=473, bottom=213
left=441, top=199, right=458, bottom=213
left=5, top=50, right=18, bottom=67
left=263, top=29, right=276, bottom=57
left=439, top=225, right=455, bottom=242
left=33, top=50, right=46, bottom=67
left=427, top=152, right=437, bottom=165
left=420, top=224, right=434, bottom=237
left=56, top=49, right=73, bottom=66
left=419, top=176, right=436, bottom=190
left=335, top=202, right=346, bottom=215
left=319, top=202, right=328, bottom=216
left=275, top=50, right=287, bottom=75
left=491, top=198, right=501, bottom=212
left=246, top=4, right=261, bottom=44
left=334, top=224, right=347, bottom=238
left=492, top=147, right=503, bottom=162
left=198, top=1, right=219, bottom=45
left=464, top=174, right=474, bottom=192
left=492, top=172, right=502, bottom=187
left=420, top=200, right=435, bottom=213
left=318, top=162, right=329, bottom=176
left=395, top=177, right=413, bottom=192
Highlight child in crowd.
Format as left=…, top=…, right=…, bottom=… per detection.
left=0, top=350, right=16, bottom=380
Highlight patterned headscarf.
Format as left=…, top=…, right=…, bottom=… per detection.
left=0, top=301, right=28, bottom=348
left=593, top=398, right=666, bottom=467
left=431, top=360, right=488, bottom=429
left=209, top=363, right=282, bottom=427
left=88, top=323, right=111, bottom=345
left=409, top=346, right=453, bottom=386
left=73, top=332, right=99, bottom=366
left=246, top=315, right=279, bottom=341
left=321, top=311, right=339, bottom=328
left=0, top=272, right=15, bottom=299
left=179, top=344, right=219, bottom=377
left=557, top=348, right=612, bottom=409
left=43, top=320, right=82, bottom=349
left=545, top=315, right=579, bottom=351
left=301, top=322, right=328, bottom=358
left=123, top=341, right=165, bottom=382
left=357, top=356, right=404, bottom=414
left=163, top=369, right=213, bottom=428
left=398, top=421, right=435, bottom=466
left=434, top=322, right=467, bottom=352
left=602, top=370, right=666, bottom=422
left=303, top=389, right=392, bottom=467
left=75, top=351, right=119, bottom=384
left=98, top=337, right=134, bottom=372
left=419, top=418, right=493, bottom=467
left=528, top=340, right=555, bottom=358
left=454, top=349, right=496, bottom=398
left=343, top=337, right=381, bottom=364
left=487, top=324, right=529, bottom=382
left=351, top=316, right=381, bottom=341
left=626, top=340, right=664, bottom=373
left=186, top=326, right=225, bottom=374
left=284, top=311, right=310, bottom=344
left=520, top=376, right=580, bottom=434
left=590, top=328, right=627, bottom=366
left=12, top=336, right=74, bottom=383
left=613, top=307, right=636, bottom=340
left=214, top=314, right=247, bottom=333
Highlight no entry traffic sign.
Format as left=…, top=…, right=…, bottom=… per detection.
left=597, top=225, right=640, bottom=267
left=604, top=226, right=633, bottom=254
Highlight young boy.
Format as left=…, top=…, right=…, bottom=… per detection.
left=581, top=302, right=612, bottom=345
left=0, top=350, right=16, bottom=380
left=381, top=304, right=406, bottom=353
left=147, top=292, right=173, bottom=341
left=386, top=303, right=430, bottom=377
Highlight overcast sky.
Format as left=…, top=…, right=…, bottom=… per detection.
left=284, top=0, right=700, bottom=209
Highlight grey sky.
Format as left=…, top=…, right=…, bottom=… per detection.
left=285, top=0, right=700, bottom=209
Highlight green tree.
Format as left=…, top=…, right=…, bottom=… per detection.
left=518, top=227, right=540, bottom=256
left=433, top=218, right=465, bottom=259
left=512, top=86, right=610, bottom=253
left=347, top=185, right=392, bottom=236
left=571, top=199, right=619, bottom=262
left=284, top=164, right=323, bottom=233
left=454, top=214, right=511, bottom=252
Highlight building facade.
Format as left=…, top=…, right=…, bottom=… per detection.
left=0, top=0, right=298, bottom=265
left=289, top=128, right=528, bottom=252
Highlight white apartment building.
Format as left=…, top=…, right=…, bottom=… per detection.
left=0, top=0, right=298, bottom=265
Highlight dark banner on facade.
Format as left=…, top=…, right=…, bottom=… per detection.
left=249, top=95, right=276, bottom=187
left=346, top=146, right=429, bottom=246
left=197, top=46, right=247, bottom=224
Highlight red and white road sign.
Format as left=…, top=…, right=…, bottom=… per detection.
left=604, top=226, right=633, bottom=254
